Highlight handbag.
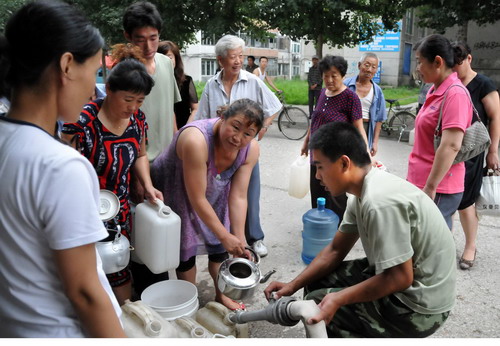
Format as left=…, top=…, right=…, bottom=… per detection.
left=433, top=84, right=491, bottom=164
left=476, top=169, right=500, bottom=216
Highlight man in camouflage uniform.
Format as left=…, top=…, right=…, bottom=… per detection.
left=265, top=122, right=456, bottom=338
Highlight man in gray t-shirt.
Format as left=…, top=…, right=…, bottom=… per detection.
left=264, top=122, right=456, bottom=338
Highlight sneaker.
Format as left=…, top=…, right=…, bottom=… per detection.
left=252, top=240, right=268, bottom=257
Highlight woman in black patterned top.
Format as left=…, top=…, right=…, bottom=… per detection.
left=62, top=49, right=163, bottom=304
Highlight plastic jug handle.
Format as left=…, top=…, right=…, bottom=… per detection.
left=175, top=317, right=209, bottom=338
left=152, top=198, right=172, bottom=218
left=122, top=300, right=162, bottom=337
left=205, top=301, right=235, bottom=325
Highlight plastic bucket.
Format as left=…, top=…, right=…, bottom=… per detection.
left=141, top=280, right=199, bottom=321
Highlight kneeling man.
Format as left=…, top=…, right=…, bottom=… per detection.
left=265, top=122, right=456, bottom=337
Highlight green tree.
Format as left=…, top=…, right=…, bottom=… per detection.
left=0, top=0, right=29, bottom=31
left=410, top=0, right=500, bottom=41
left=260, top=0, right=407, bottom=58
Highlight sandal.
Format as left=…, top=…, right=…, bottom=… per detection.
left=230, top=300, right=246, bottom=312
left=459, top=250, right=476, bottom=270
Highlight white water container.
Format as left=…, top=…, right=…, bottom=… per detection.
left=133, top=199, right=181, bottom=273
left=121, top=300, right=178, bottom=337
left=172, top=317, right=214, bottom=338
left=288, top=155, right=310, bottom=199
left=195, top=301, right=249, bottom=338
left=141, top=280, right=199, bottom=321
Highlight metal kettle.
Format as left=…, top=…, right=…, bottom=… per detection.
left=217, top=247, right=275, bottom=301
left=96, top=225, right=133, bottom=274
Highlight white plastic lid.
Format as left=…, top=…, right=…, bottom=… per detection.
left=99, top=189, right=120, bottom=221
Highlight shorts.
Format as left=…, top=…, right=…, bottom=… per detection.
left=434, top=192, right=463, bottom=230
left=177, top=252, right=229, bottom=272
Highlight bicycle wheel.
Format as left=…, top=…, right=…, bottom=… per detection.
left=389, top=111, right=416, bottom=141
left=278, top=107, right=309, bottom=140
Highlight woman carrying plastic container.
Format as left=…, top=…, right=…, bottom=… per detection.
left=62, top=44, right=163, bottom=305
left=151, top=99, right=263, bottom=311
left=0, top=1, right=124, bottom=337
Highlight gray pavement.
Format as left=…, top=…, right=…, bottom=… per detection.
left=196, top=107, right=500, bottom=338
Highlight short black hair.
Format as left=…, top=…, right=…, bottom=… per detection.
left=217, top=98, right=264, bottom=133
left=310, top=122, right=371, bottom=167
left=259, top=56, right=268, bottom=62
left=1, top=0, right=103, bottom=88
left=319, top=55, right=348, bottom=77
left=247, top=55, right=255, bottom=61
left=451, top=41, right=472, bottom=66
left=123, top=1, right=162, bottom=35
left=107, top=59, right=154, bottom=95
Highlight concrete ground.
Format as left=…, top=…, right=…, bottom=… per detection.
left=195, top=106, right=500, bottom=338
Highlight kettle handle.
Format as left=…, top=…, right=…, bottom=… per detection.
left=244, top=246, right=260, bottom=265
left=152, top=199, right=173, bottom=218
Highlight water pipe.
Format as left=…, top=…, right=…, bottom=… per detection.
left=228, top=295, right=327, bottom=338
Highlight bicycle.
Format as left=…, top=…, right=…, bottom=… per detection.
left=275, top=91, right=310, bottom=140
left=381, top=99, right=416, bottom=142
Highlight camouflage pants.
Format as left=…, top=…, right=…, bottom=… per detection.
left=304, top=258, right=450, bottom=338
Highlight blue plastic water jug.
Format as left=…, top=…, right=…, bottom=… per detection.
left=301, top=197, right=339, bottom=264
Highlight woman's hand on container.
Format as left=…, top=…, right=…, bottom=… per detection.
left=144, top=186, right=164, bottom=203
left=221, top=233, right=246, bottom=257
left=301, top=143, right=309, bottom=157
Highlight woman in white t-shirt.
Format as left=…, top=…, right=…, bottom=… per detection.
left=0, top=1, right=125, bottom=337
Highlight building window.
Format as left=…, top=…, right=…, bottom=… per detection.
left=201, top=31, right=216, bottom=46
left=278, top=63, right=289, bottom=76
left=292, top=42, right=300, bottom=53
left=201, top=59, right=218, bottom=76
left=405, top=9, right=414, bottom=35
left=292, top=64, right=300, bottom=76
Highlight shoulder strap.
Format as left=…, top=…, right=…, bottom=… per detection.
left=435, top=83, right=480, bottom=137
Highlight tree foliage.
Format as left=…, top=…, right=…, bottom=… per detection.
left=67, top=0, right=268, bottom=48
left=408, top=0, right=500, bottom=41
left=260, top=0, right=407, bottom=57
left=0, top=0, right=29, bottom=32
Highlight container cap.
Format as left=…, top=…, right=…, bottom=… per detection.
left=99, top=189, right=120, bottom=221
left=317, top=197, right=326, bottom=206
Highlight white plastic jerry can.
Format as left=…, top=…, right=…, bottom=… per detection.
left=288, top=155, right=310, bottom=199
left=172, top=317, right=214, bottom=338
left=133, top=199, right=181, bottom=274
left=121, top=300, right=178, bottom=337
left=195, top=301, right=249, bottom=338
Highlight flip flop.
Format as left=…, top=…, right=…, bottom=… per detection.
left=229, top=300, right=246, bottom=312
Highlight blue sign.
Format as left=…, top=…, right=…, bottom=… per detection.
left=373, top=61, right=382, bottom=84
left=359, top=22, right=401, bottom=52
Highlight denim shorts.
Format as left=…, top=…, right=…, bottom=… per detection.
left=434, top=192, right=463, bottom=230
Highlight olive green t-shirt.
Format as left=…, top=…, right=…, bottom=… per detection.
left=142, top=53, right=181, bottom=162
left=340, top=168, right=456, bottom=314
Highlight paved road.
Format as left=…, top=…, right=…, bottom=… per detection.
left=196, top=111, right=500, bottom=338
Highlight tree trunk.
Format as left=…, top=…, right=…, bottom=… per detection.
left=315, top=34, right=324, bottom=59
left=457, top=21, right=468, bottom=42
